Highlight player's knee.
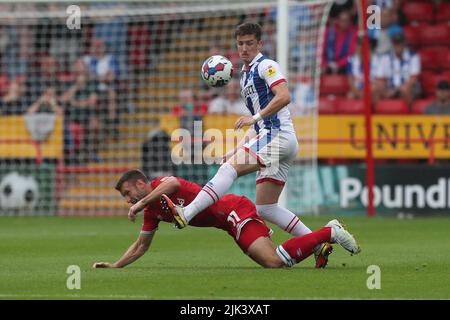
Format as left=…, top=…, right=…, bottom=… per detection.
left=260, top=256, right=284, bottom=268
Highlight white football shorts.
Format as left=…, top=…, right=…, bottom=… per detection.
left=241, top=128, right=299, bottom=185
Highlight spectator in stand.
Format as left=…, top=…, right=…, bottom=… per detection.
left=59, top=59, right=102, bottom=162
left=83, top=37, right=119, bottom=88
left=424, top=80, right=450, bottom=115
left=369, top=6, right=403, bottom=55
left=346, top=40, right=380, bottom=101
left=261, top=18, right=276, bottom=59
left=322, top=10, right=358, bottom=74
left=329, top=0, right=356, bottom=21
left=208, top=80, right=249, bottom=116
left=172, top=88, right=208, bottom=119
left=373, top=30, right=421, bottom=108
left=83, top=38, right=118, bottom=123
left=25, top=55, right=60, bottom=97
left=26, top=87, right=62, bottom=116
left=0, top=74, right=27, bottom=115
left=172, top=88, right=208, bottom=169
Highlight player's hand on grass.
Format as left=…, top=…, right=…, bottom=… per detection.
left=235, top=116, right=255, bottom=130
left=93, top=262, right=115, bottom=268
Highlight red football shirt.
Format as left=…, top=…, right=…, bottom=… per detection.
left=141, top=176, right=255, bottom=234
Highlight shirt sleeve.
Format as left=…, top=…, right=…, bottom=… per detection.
left=258, top=59, right=287, bottom=89
left=409, top=53, right=421, bottom=77
left=141, top=207, right=159, bottom=235
left=150, top=176, right=172, bottom=189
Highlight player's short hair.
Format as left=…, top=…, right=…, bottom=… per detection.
left=115, top=169, right=149, bottom=191
left=235, top=22, right=262, bottom=41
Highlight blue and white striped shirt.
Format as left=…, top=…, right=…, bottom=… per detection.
left=240, top=53, right=295, bottom=133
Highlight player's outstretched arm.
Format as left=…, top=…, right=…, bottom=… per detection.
left=93, top=233, right=154, bottom=268
left=128, top=177, right=181, bottom=222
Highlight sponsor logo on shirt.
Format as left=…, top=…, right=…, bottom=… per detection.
left=265, top=66, right=276, bottom=77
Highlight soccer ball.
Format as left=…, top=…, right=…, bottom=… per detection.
left=0, top=172, right=39, bottom=211
left=201, top=55, right=233, bottom=87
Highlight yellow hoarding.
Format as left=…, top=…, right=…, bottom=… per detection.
left=314, top=115, right=450, bottom=159
left=0, top=116, right=63, bottom=159
left=160, top=114, right=450, bottom=159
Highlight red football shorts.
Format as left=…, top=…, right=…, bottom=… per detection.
left=235, top=219, right=271, bottom=252
left=225, top=196, right=272, bottom=252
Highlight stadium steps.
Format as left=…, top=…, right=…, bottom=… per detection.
left=98, top=148, right=142, bottom=160
left=136, top=18, right=238, bottom=113
left=59, top=198, right=128, bottom=210
left=140, top=87, right=181, bottom=97
left=121, top=113, right=161, bottom=122
left=118, top=123, right=155, bottom=135
left=58, top=170, right=130, bottom=214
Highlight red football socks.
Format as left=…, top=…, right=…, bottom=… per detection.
left=281, top=227, right=332, bottom=263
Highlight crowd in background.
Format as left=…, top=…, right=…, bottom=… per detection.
left=0, top=1, right=449, bottom=165
left=320, top=0, right=450, bottom=115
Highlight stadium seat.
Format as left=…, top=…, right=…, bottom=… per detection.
left=419, top=47, right=449, bottom=72
left=419, top=24, right=450, bottom=47
left=375, top=99, right=409, bottom=114
left=421, top=72, right=450, bottom=96
left=336, top=99, right=365, bottom=114
left=403, top=25, right=421, bottom=49
left=319, top=75, right=349, bottom=96
left=412, top=99, right=435, bottom=114
left=318, top=96, right=339, bottom=114
left=403, top=2, right=434, bottom=24
left=441, top=48, right=450, bottom=71
left=419, top=48, right=437, bottom=71
left=435, top=3, right=450, bottom=23
left=419, top=47, right=450, bottom=72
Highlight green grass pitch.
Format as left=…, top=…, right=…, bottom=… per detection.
left=0, top=215, right=449, bottom=300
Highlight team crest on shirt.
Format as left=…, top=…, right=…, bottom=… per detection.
left=265, top=65, right=276, bottom=77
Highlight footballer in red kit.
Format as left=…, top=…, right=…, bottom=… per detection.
left=142, top=176, right=271, bottom=252
left=93, top=170, right=360, bottom=269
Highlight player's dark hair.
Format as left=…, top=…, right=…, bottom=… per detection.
left=115, top=169, right=149, bottom=191
left=235, top=22, right=262, bottom=41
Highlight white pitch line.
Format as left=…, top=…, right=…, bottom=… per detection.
left=0, top=294, right=155, bottom=299
left=0, top=293, right=284, bottom=300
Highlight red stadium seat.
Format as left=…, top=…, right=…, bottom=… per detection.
left=421, top=72, right=450, bottom=96
left=375, top=99, right=409, bottom=114
left=412, top=99, right=435, bottom=114
left=318, top=96, right=339, bottom=114
left=419, top=48, right=438, bottom=71
left=440, top=48, right=450, bottom=71
left=435, top=3, right=450, bottom=23
left=320, top=75, right=349, bottom=96
left=419, top=47, right=450, bottom=72
left=419, top=24, right=450, bottom=47
left=403, top=25, right=421, bottom=48
left=403, top=2, right=434, bottom=24
left=336, top=99, right=365, bottom=114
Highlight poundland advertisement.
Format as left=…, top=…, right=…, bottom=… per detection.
left=316, top=164, right=450, bottom=216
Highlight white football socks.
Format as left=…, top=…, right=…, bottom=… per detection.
left=184, top=163, right=238, bottom=222
left=256, top=203, right=312, bottom=236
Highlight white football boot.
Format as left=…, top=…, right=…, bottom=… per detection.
left=326, top=219, right=361, bottom=255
